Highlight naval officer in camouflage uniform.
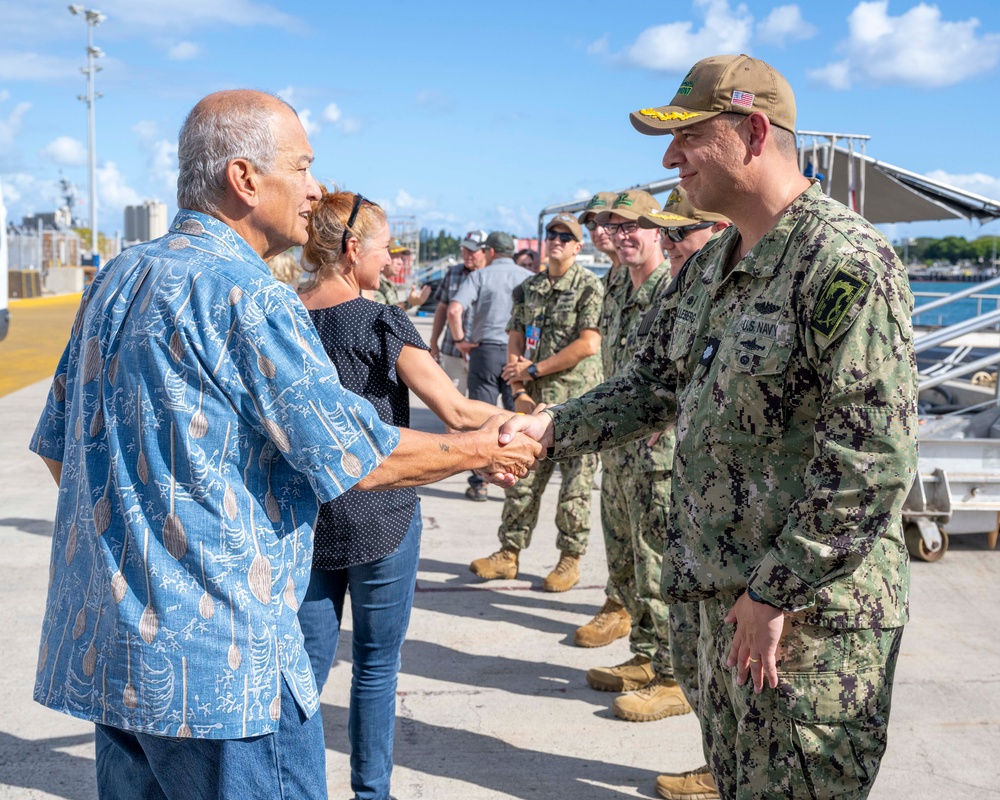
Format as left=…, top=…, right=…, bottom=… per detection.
left=500, top=55, right=917, bottom=800
left=583, top=188, right=689, bottom=718
left=586, top=189, right=732, bottom=738
left=371, top=240, right=430, bottom=309
left=470, top=214, right=603, bottom=592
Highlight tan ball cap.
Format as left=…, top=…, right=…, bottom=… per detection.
left=629, top=54, right=796, bottom=135
left=594, top=189, right=662, bottom=224
left=578, top=191, right=619, bottom=224
left=546, top=213, right=584, bottom=242
left=638, top=186, right=730, bottom=229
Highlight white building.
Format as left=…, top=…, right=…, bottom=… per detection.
left=124, top=200, right=168, bottom=244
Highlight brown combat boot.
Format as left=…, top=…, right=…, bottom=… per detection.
left=575, top=598, right=631, bottom=647
left=587, top=653, right=654, bottom=692
left=655, top=765, right=719, bottom=800
left=543, top=552, right=580, bottom=592
left=612, top=676, right=693, bottom=721
left=469, top=547, right=519, bottom=580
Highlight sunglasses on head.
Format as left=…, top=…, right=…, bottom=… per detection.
left=666, top=222, right=714, bottom=243
left=546, top=230, right=576, bottom=243
left=341, top=193, right=370, bottom=252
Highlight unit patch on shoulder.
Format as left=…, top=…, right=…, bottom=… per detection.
left=811, top=269, right=869, bottom=338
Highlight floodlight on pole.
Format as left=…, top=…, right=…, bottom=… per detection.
left=69, top=4, right=104, bottom=265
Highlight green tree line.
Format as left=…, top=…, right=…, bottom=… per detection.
left=418, top=228, right=463, bottom=262
left=895, top=235, right=1000, bottom=265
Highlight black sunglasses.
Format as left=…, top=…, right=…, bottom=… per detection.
left=341, top=193, right=369, bottom=252
left=584, top=219, right=603, bottom=231
left=546, top=230, right=575, bottom=243
left=666, top=222, right=714, bottom=243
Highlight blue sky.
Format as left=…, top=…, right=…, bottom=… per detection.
left=2, top=0, right=1000, bottom=246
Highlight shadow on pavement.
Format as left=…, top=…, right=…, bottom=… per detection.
left=0, top=731, right=96, bottom=800
left=0, top=517, right=54, bottom=537
left=320, top=702, right=657, bottom=799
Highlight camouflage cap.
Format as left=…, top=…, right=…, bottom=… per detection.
left=577, top=191, right=619, bottom=224
left=545, top=213, right=584, bottom=242
left=637, top=186, right=730, bottom=229
left=629, top=54, right=796, bottom=135
left=593, top=189, right=662, bottom=224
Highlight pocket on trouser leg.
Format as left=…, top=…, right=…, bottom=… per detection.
left=760, top=669, right=890, bottom=799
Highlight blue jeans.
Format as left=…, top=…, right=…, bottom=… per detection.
left=94, top=675, right=327, bottom=800
left=299, top=505, right=421, bottom=800
left=467, top=343, right=514, bottom=488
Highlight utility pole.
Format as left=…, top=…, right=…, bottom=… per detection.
left=69, top=4, right=105, bottom=266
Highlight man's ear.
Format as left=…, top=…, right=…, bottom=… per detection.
left=225, top=158, right=260, bottom=208
left=745, top=112, right=769, bottom=158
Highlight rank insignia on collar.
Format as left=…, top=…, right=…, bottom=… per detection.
left=699, top=336, right=720, bottom=368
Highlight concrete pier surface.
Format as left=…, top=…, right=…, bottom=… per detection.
left=0, top=312, right=998, bottom=799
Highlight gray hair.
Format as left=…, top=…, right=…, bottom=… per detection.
left=176, top=92, right=293, bottom=214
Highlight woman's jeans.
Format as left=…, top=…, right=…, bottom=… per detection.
left=299, top=505, right=421, bottom=800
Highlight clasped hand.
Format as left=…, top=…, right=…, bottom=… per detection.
left=501, top=356, right=533, bottom=385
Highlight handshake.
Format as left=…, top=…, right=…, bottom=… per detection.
left=471, top=411, right=556, bottom=489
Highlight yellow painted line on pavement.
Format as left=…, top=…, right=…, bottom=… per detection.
left=0, top=293, right=82, bottom=398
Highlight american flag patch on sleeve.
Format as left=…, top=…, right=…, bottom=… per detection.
left=731, top=90, right=755, bottom=108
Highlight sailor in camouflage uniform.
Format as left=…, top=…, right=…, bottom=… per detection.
left=577, top=190, right=686, bottom=711
left=470, top=214, right=603, bottom=592
left=371, top=240, right=429, bottom=310
left=500, top=55, right=917, bottom=800
left=585, top=189, right=733, bottom=737
left=573, top=191, right=635, bottom=648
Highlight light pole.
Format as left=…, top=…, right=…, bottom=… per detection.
left=69, top=4, right=105, bottom=265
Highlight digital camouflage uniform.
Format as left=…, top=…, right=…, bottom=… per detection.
left=372, top=274, right=399, bottom=306
left=549, top=183, right=917, bottom=800
left=499, top=262, right=603, bottom=555
left=598, top=260, right=694, bottom=680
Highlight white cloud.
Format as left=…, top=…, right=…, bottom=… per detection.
left=0, top=90, right=8, bottom=102
left=620, top=0, right=754, bottom=72
left=167, top=41, right=200, bottom=60
left=756, top=5, right=817, bottom=46
left=0, top=52, right=80, bottom=81
left=97, top=161, right=142, bottom=211
left=808, top=60, right=851, bottom=90
left=0, top=101, right=31, bottom=156
left=40, top=136, right=87, bottom=167
left=340, top=117, right=362, bottom=135
left=495, top=205, right=537, bottom=235
left=586, top=35, right=609, bottom=57
left=0, top=172, right=60, bottom=217
left=131, top=120, right=160, bottom=143
left=810, top=1, right=1000, bottom=90
left=297, top=108, right=320, bottom=137
left=414, top=90, right=453, bottom=114
left=926, top=170, right=1000, bottom=202
left=148, top=139, right=179, bottom=199
left=99, top=0, right=301, bottom=33
left=573, top=188, right=593, bottom=201
left=394, top=189, right=430, bottom=212
left=322, top=103, right=342, bottom=123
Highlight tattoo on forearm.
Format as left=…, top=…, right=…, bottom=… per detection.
left=439, top=443, right=450, bottom=452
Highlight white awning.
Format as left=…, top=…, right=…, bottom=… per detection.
left=538, top=143, right=1000, bottom=234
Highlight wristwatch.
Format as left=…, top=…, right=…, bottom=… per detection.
left=527, top=363, right=539, bottom=379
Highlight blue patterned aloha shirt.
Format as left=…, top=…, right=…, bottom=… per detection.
left=29, top=210, right=400, bottom=739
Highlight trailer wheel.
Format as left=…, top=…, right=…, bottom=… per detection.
left=904, top=523, right=948, bottom=562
